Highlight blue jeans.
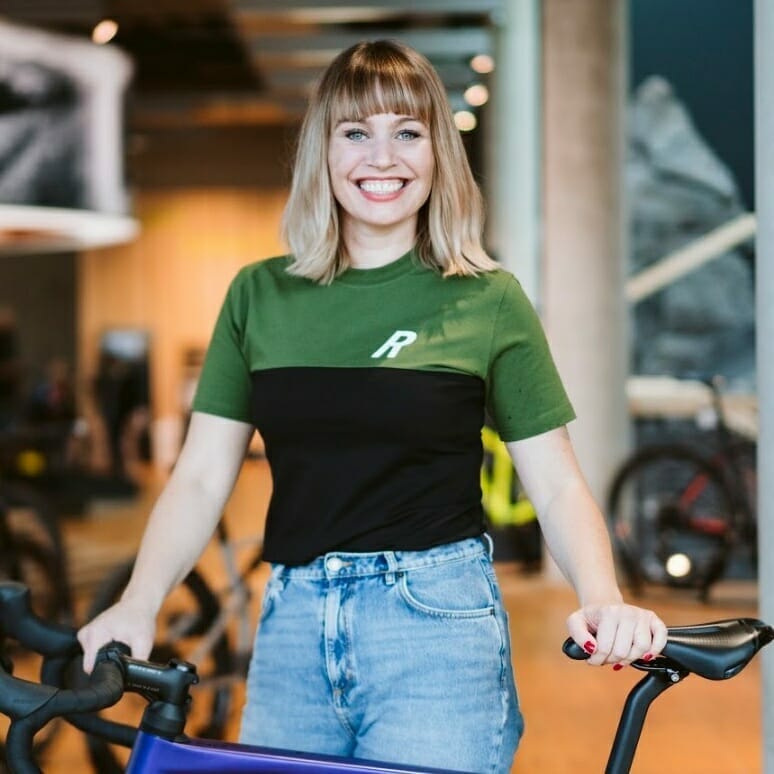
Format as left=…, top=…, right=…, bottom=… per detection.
left=240, top=536, right=523, bottom=773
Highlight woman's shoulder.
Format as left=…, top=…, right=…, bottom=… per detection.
left=234, top=254, right=293, bottom=281
left=229, top=254, right=314, bottom=293
left=445, top=264, right=524, bottom=299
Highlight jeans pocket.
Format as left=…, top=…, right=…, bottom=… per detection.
left=397, top=556, right=495, bottom=619
left=259, top=568, right=285, bottom=624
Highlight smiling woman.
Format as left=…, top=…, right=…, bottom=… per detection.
left=77, top=39, right=666, bottom=774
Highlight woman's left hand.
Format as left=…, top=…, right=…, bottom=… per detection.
left=566, top=602, right=668, bottom=668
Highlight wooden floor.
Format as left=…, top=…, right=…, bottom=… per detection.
left=12, top=458, right=764, bottom=773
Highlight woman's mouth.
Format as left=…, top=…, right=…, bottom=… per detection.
left=357, top=178, right=406, bottom=195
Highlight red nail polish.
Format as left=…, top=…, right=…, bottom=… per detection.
left=583, top=640, right=596, bottom=654
left=613, top=663, right=624, bottom=671
left=642, top=653, right=654, bottom=662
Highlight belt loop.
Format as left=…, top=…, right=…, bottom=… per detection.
left=482, top=532, right=494, bottom=560
left=383, top=551, right=399, bottom=585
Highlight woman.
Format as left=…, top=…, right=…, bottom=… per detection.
left=79, top=40, right=667, bottom=773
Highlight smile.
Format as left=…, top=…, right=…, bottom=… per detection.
left=357, top=179, right=406, bottom=194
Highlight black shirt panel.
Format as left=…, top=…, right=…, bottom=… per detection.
left=251, top=366, right=486, bottom=565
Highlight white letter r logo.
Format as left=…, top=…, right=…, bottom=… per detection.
left=371, top=330, right=418, bottom=359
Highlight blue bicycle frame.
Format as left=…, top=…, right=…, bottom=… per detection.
left=127, top=733, right=460, bottom=773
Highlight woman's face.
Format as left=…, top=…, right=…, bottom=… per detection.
left=328, top=111, right=434, bottom=242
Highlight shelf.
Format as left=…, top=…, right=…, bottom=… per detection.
left=0, top=204, right=139, bottom=256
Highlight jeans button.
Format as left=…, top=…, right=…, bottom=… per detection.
left=326, top=556, right=344, bottom=573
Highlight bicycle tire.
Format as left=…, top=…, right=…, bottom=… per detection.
left=0, top=482, right=72, bottom=617
left=0, top=533, right=66, bottom=622
left=84, top=558, right=235, bottom=773
left=607, top=444, right=737, bottom=600
left=724, top=439, right=757, bottom=527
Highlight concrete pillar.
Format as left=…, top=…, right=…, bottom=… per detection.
left=754, top=1, right=774, bottom=770
left=486, top=0, right=542, bottom=302
left=541, top=0, right=629, bottom=507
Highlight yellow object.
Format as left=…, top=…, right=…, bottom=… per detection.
left=480, top=426, right=536, bottom=526
left=16, top=449, right=46, bottom=477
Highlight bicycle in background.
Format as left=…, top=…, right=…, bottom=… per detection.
left=607, top=375, right=756, bottom=601
left=0, top=481, right=70, bottom=622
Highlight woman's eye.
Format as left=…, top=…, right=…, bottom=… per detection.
left=345, top=129, right=367, bottom=141
left=397, top=129, right=420, bottom=140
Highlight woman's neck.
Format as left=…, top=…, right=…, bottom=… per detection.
left=342, top=222, right=416, bottom=269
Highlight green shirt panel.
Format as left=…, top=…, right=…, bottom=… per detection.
left=192, top=250, right=575, bottom=441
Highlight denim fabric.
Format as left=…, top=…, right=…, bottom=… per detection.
left=239, top=536, right=523, bottom=773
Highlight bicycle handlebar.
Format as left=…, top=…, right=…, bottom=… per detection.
left=0, top=583, right=75, bottom=658
left=3, top=580, right=773, bottom=774
left=3, top=657, right=125, bottom=774
left=0, top=583, right=129, bottom=774
left=563, top=617, right=774, bottom=679
left=0, top=582, right=200, bottom=773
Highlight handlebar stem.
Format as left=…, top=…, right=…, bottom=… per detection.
left=92, top=644, right=199, bottom=740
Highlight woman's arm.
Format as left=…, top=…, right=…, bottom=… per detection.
left=507, top=426, right=668, bottom=666
left=77, top=411, right=254, bottom=671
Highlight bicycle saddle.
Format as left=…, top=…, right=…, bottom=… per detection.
left=563, top=617, right=774, bottom=680
left=660, top=618, right=773, bottom=680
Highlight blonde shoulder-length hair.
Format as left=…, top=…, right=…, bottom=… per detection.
left=282, top=39, right=499, bottom=284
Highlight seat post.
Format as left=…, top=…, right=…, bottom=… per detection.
left=606, top=667, right=688, bottom=774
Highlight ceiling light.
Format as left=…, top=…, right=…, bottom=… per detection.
left=470, top=54, right=495, bottom=74
left=464, top=84, right=489, bottom=107
left=92, top=19, right=118, bottom=45
left=454, top=110, right=477, bottom=132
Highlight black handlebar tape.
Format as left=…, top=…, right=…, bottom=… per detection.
left=5, top=659, right=125, bottom=774
left=41, top=641, right=138, bottom=748
left=0, top=666, right=58, bottom=720
left=0, top=582, right=78, bottom=657
left=562, top=638, right=591, bottom=661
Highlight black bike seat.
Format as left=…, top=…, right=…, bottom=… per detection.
left=661, top=618, right=774, bottom=680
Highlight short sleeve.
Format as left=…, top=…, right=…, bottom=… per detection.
left=191, top=270, right=254, bottom=423
left=486, top=276, right=575, bottom=441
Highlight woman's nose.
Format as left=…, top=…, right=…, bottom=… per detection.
left=368, top=136, right=396, bottom=168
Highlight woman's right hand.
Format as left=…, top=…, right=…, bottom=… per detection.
left=77, top=597, right=156, bottom=673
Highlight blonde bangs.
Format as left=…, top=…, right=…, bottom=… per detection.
left=326, top=53, right=433, bottom=129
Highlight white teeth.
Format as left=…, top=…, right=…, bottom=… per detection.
left=359, top=180, right=403, bottom=194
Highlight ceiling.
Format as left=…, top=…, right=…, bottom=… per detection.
left=3, top=0, right=503, bottom=130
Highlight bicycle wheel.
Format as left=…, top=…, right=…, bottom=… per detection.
left=607, top=444, right=736, bottom=599
left=0, top=482, right=72, bottom=618
left=0, top=533, right=65, bottom=622
left=84, top=558, right=235, bottom=773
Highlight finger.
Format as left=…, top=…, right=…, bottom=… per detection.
left=132, top=633, right=153, bottom=661
left=566, top=610, right=598, bottom=656
left=648, top=612, right=669, bottom=658
left=587, top=610, right=619, bottom=666
left=77, top=627, right=96, bottom=674
left=608, top=614, right=639, bottom=666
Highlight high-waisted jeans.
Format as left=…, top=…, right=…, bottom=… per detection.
left=240, top=536, right=524, bottom=773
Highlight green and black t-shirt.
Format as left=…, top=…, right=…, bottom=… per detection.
left=192, top=249, right=575, bottom=565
